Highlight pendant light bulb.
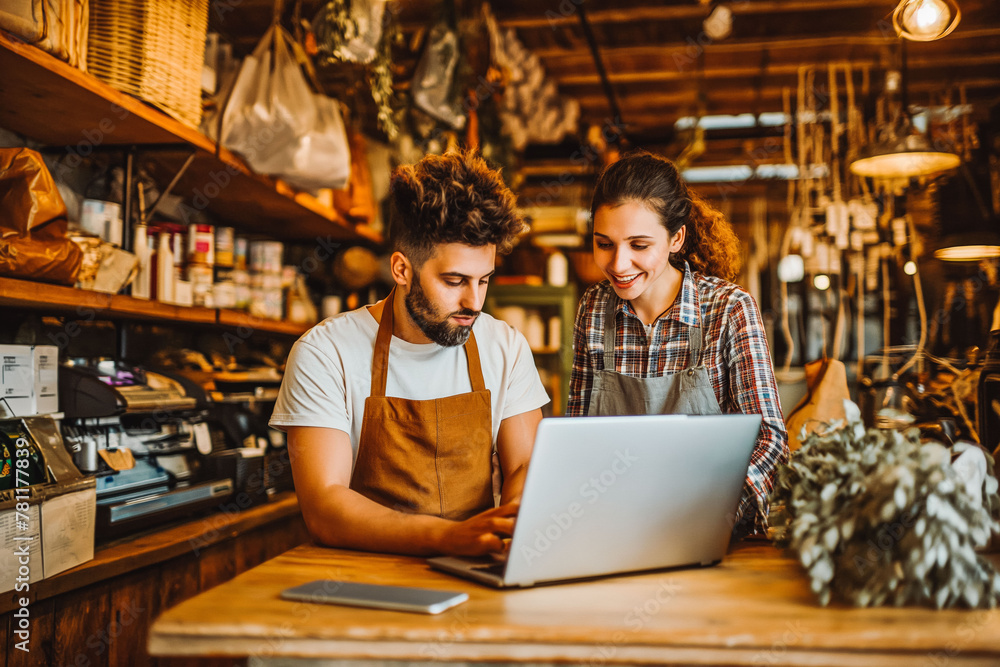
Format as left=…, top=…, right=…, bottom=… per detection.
left=909, top=0, right=949, bottom=35
left=777, top=254, right=805, bottom=283
left=893, top=0, right=961, bottom=41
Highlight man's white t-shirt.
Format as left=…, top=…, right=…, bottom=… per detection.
left=269, top=305, right=550, bottom=457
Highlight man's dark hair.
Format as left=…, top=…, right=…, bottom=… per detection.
left=389, top=149, right=526, bottom=267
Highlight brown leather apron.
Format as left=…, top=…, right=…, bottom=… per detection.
left=349, top=288, right=494, bottom=520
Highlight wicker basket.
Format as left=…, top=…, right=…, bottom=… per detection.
left=87, top=0, right=208, bottom=128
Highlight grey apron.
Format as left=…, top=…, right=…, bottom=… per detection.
left=588, top=294, right=723, bottom=417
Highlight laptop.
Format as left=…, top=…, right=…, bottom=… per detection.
left=428, top=413, right=762, bottom=588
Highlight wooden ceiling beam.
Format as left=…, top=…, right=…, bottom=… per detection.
left=585, top=100, right=1000, bottom=136
left=496, top=0, right=899, bottom=29
left=553, top=54, right=1000, bottom=87
left=532, top=27, right=1000, bottom=62
left=574, top=79, right=1000, bottom=112
left=610, top=96, right=1000, bottom=123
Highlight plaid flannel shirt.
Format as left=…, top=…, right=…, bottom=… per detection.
left=567, top=264, right=789, bottom=537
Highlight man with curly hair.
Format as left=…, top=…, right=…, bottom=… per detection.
left=271, top=150, right=549, bottom=556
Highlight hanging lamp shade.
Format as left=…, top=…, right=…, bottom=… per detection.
left=849, top=132, right=961, bottom=178
left=893, top=0, right=961, bottom=42
left=933, top=234, right=1000, bottom=262
left=930, top=163, right=1000, bottom=262
left=849, top=70, right=961, bottom=179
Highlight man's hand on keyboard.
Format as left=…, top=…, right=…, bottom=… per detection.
left=432, top=502, right=519, bottom=557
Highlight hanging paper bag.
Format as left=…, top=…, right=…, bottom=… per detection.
left=411, top=23, right=466, bottom=129
left=274, top=91, right=351, bottom=192
left=221, top=26, right=301, bottom=168
left=220, top=25, right=350, bottom=192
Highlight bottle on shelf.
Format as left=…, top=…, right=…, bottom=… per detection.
left=156, top=231, right=174, bottom=304
left=132, top=224, right=151, bottom=299
left=547, top=251, right=569, bottom=287
left=548, top=316, right=562, bottom=350
left=525, top=310, right=546, bottom=350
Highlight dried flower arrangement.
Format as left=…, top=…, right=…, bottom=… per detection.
left=770, top=401, right=1000, bottom=608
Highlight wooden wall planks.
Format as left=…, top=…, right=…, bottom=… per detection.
left=1, top=498, right=308, bottom=667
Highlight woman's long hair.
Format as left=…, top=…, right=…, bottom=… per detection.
left=590, top=151, right=742, bottom=282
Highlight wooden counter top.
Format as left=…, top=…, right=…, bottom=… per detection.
left=148, top=541, right=1000, bottom=666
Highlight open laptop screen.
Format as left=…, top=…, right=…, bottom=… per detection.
left=432, top=413, right=761, bottom=588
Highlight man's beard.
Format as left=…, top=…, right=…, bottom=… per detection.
left=403, top=276, right=479, bottom=347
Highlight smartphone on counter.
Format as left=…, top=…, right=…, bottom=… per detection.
left=280, top=579, right=469, bottom=614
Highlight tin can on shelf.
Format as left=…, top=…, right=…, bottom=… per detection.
left=250, top=241, right=283, bottom=275
left=213, top=281, right=236, bottom=309
left=187, top=263, right=214, bottom=307
left=230, top=269, right=251, bottom=309
left=187, top=224, right=215, bottom=266
left=214, top=226, right=235, bottom=267
left=234, top=237, right=249, bottom=270
left=249, top=285, right=283, bottom=320
left=234, top=284, right=252, bottom=310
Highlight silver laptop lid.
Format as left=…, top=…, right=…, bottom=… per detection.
left=503, top=414, right=762, bottom=586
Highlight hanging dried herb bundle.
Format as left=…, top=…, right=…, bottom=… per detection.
left=367, top=13, right=399, bottom=140
left=312, top=0, right=360, bottom=63
left=771, top=402, right=1000, bottom=608
left=312, top=0, right=399, bottom=139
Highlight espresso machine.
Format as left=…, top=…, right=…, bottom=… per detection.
left=59, top=359, right=235, bottom=539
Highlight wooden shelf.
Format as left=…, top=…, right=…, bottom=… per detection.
left=109, top=293, right=217, bottom=324
left=0, top=32, right=381, bottom=244
left=217, top=309, right=311, bottom=336
left=0, top=276, right=311, bottom=336
left=0, top=275, right=111, bottom=312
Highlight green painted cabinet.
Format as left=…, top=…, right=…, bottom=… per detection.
left=484, top=283, right=577, bottom=415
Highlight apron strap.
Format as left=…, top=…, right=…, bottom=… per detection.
left=465, top=330, right=487, bottom=392
left=371, top=286, right=487, bottom=396
left=371, top=287, right=396, bottom=397
left=687, top=323, right=705, bottom=368
left=601, top=292, right=619, bottom=371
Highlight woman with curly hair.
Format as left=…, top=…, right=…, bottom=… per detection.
left=567, top=151, right=788, bottom=538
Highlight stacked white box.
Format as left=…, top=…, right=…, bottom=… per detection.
left=0, top=345, right=34, bottom=417
left=0, top=344, right=60, bottom=416
left=33, top=345, right=59, bottom=415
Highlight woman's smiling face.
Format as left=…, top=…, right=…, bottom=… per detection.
left=592, top=200, right=685, bottom=304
